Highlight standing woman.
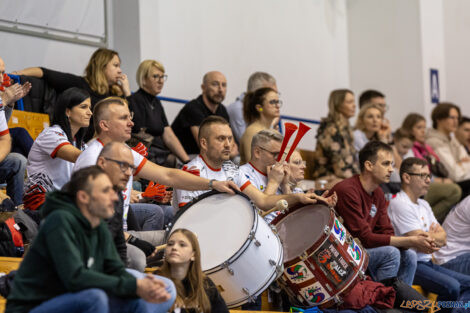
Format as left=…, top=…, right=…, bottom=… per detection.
left=128, top=59, right=190, bottom=167
left=240, top=87, right=281, bottom=164
left=313, top=89, right=358, bottom=188
left=156, top=228, right=229, bottom=313
left=14, top=48, right=130, bottom=140
left=23, top=87, right=92, bottom=211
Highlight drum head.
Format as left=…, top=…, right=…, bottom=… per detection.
left=276, top=204, right=331, bottom=262
left=171, top=193, right=255, bottom=270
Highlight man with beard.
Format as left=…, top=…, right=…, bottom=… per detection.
left=171, top=71, right=231, bottom=155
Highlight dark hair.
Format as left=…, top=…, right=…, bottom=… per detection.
left=359, top=90, right=385, bottom=108
left=460, top=116, right=470, bottom=126
left=52, top=87, right=90, bottom=148
left=393, top=127, right=413, bottom=143
left=243, top=87, right=277, bottom=124
left=64, top=166, right=106, bottom=199
left=198, top=115, right=230, bottom=141
left=399, top=157, right=428, bottom=182
left=401, top=113, right=426, bottom=138
left=431, top=102, right=461, bottom=129
left=358, top=140, right=393, bottom=172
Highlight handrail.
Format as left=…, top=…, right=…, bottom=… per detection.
left=157, top=95, right=321, bottom=125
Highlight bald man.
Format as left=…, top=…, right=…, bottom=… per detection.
left=171, top=71, right=231, bottom=155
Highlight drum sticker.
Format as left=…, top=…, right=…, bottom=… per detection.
left=300, top=282, right=330, bottom=305
left=333, top=218, right=347, bottom=245
left=285, top=261, right=314, bottom=283
left=313, top=243, right=354, bottom=289
left=347, top=239, right=363, bottom=265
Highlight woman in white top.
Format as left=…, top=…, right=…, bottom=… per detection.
left=24, top=87, right=92, bottom=210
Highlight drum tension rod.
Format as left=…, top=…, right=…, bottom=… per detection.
left=324, top=225, right=330, bottom=235
left=242, top=287, right=256, bottom=303
left=222, top=261, right=234, bottom=276
left=249, top=231, right=261, bottom=247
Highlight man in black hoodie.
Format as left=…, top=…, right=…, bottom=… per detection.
left=6, top=166, right=175, bottom=313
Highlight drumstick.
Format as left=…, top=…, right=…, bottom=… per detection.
left=261, top=199, right=288, bottom=217
left=155, top=244, right=167, bottom=252
left=285, top=122, right=311, bottom=162
left=277, top=122, right=298, bottom=162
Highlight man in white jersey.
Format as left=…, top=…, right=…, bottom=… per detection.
left=74, top=97, right=238, bottom=230
left=238, top=129, right=290, bottom=222
left=0, top=57, right=31, bottom=205
left=389, top=157, right=470, bottom=304
left=176, top=116, right=334, bottom=210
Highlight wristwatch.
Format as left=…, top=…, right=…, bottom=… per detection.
left=208, top=179, right=216, bottom=190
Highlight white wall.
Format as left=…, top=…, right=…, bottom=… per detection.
left=137, top=0, right=350, bottom=150
left=347, top=0, right=424, bottom=130
left=443, top=0, right=470, bottom=118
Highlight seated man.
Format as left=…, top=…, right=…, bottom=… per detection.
left=389, top=157, right=470, bottom=308
left=175, top=116, right=335, bottom=211
left=96, top=142, right=165, bottom=271
left=238, top=129, right=289, bottom=222
left=73, top=97, right=237, bottom=233
left=6, top=166, right=175, bottom=313
left=331, top=141, right=433, bottom=286
left=0, top=56, right=31, bottom=205
left=433, top=195, right=470, bottom=274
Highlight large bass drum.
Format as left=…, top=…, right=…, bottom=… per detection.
left=272, top=203, right=368, bottom=308
left=168, top=191, right=284, bottom=308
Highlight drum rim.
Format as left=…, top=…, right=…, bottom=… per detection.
left=273, top=203, right=333, bottom=265
left=166, top=189, right=260, bottom=272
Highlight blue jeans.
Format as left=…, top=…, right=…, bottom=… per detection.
left=442, top=252, right=470, bottom=275
left=29, top=269, right=175, bottom=313
left=414, top=261, right=470, bottom=313
left=0, top=152, right=26, bottom=205
left=130, top=203, right=164, bottom=231
left=366, top=246, right=417, bottom=285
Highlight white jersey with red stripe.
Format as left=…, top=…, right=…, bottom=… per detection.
left=239, top=162, right=281, bottom=223
left=175, top=155, right=251, bottom=208
left=25, top=125, right=84, bottom=193
left=73, top=138, right=147, bottom=230
left=0, top=109, right=9, bottom=137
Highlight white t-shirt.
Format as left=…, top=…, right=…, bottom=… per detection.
left=434, top=196, right=470, bottom=265
left=388, top=191, right=438, bottom=262
left=25, top=125, right=84, bottom=193
left=73, top=138, right=147, bottom=230
left=175, top=155, right=251, bottom=207
left=0, top=109, right=9, bottom=137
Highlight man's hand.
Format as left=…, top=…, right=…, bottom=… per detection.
left=266, top=162, right=287, bottom=185
left=1, top=82, right=32, bottom=106
left=312, top=190, right=338, bottom=207
left=297, top=192, right=318, bottom=205
left=212, top=180, right=239, bottom=194
left=136, top=275, right=170, bottom=303
left=412, top=233, right=439, bottom=254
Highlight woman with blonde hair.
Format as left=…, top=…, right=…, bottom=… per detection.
left=353, top=102, right=387, bottom=152
left=15, top=48, right=130, bottom=140
left=128, top=59, right=190, bottom=167
left=156, top=229, right=229, bottom=313
left=313, top=89, right=358, bottom=187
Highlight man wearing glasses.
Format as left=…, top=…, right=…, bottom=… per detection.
left=389, top=157, right=470, bottom=307
left=175, top=116, right=335, bottom=211
left=238, top=129, right=289, bottom=223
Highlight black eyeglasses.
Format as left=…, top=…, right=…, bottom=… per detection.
left=407, top=173, right=432, bottom=180
left=258, top=146, right=280, bottom=158
left=104, top=158, right=136, bottom=173
left=151, top=74, right=168, bottom=82
left=267, top=99, right=283, bottom=108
